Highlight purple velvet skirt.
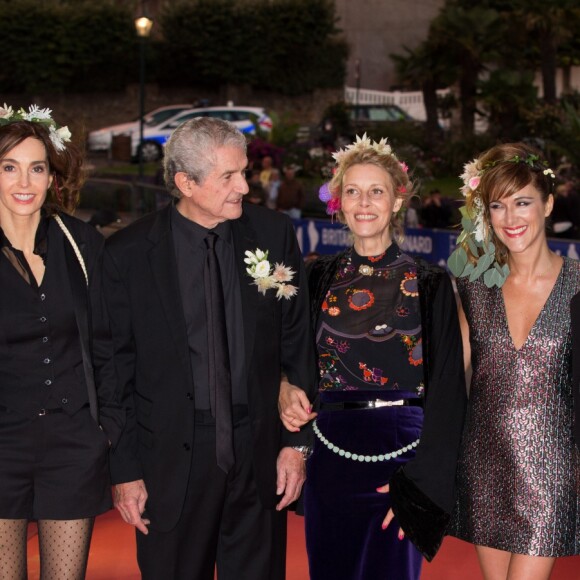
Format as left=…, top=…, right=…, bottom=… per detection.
left=305, top=391, right=423, bottom=580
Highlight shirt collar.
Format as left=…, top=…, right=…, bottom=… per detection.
left=171, top=205, right=233, bottom=248
left=0, top=211, right=50, bottom=260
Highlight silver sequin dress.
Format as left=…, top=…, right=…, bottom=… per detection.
left=451, top=257, right=580, bottom=556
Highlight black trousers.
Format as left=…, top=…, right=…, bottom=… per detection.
left=136, top=415, right=287, bottom=580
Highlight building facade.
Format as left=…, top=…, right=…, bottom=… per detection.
left=334, top=0, right=445, bottom=91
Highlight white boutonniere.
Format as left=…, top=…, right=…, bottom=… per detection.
left=244, top=248, right=298, bottom=300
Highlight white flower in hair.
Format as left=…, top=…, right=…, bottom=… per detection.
left=56, top=125, right=72, bottom=143
left=0, top=104, right=13, bottom=120
left=0, top=103, right=72, bottom=153
left=49, top=125, right=69, bottom=151
left=332, top=133, right=394, bottom=164
left=24, top=105, right=53, bottom=121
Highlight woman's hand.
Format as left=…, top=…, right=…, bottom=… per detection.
left=376, top=483, right=405, bottom=540
left=279, top=378, right=317, bottom=432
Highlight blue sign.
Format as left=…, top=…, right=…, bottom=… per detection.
left=293, top=218, right=580, bottom=266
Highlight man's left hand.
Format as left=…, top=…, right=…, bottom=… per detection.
left=275, top=447, right=306, bottom=511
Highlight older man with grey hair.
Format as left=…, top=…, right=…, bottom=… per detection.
left=103, top=117, right=314, bottom=579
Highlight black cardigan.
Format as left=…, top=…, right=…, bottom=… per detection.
left=308, top=250, right=467, bottom=561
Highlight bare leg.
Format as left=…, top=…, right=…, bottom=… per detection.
left=476, top=545, right=556, bottom=580
left=476, top=545, right=511, bottom=580
left=0, top=519, right=28, bottom=580
left=507, top=554, right=555, bottom=580
left=37, top=518, right=95, bottom=580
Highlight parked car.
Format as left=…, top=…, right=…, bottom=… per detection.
left=316, top=103, right=423, bottom=148
left=87, top=104, right=196, bottom=152
left=89, top=105, right=272, bottom=161
left=129, top=105, right=274, bottom=162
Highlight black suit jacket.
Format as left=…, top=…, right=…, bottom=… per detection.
left=572, top=291, right=580, bottom=445
left=103, top=203, right=314, bottom=532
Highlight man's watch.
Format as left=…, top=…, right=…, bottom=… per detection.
left=291, top=445, right=312, bottom=460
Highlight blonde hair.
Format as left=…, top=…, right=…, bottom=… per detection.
left=328, top=140, right=414, bottom=243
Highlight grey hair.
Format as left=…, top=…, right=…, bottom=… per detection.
left=163, top=117, right=247, bottom=198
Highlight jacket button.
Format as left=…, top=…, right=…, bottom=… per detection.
left=62, top=398, right=68, bottom=404
left=186, top=392, right=193, bottom=400
left=183, top=443, right=191, bottom=451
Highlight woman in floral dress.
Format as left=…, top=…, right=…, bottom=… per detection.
left=279, top=135, right=466, bottom=580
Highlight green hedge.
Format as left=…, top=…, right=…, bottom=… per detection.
left=157, top=0, right=347, bottom=94
left=0, top=0, right=347, bottom=96
left=0, top=2, right=137, bottom=93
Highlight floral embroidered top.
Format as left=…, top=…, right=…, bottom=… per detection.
left=316, top=243, right=423, bottom=395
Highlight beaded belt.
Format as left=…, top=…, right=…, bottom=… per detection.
left=320, top=398, right=422, bottom=411
left=312, top=419, right=420, bottom=463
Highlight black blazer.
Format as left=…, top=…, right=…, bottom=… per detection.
left=103, top=203, right=315, bottom=532
left=50, top=213, right=125, bottom=446
left=572, top=291, right=580, bottom=445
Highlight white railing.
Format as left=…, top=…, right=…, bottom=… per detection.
left=344, top=86, right=451, bottom=125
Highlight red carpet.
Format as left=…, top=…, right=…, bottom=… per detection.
left=25, top=510, right=580, bottom=579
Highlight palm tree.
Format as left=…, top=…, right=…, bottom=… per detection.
left=429, top=3, right=505, bottom=136
left=391, top=40, right=453, bottom=144
left=508, top=0, right=580, bottom=103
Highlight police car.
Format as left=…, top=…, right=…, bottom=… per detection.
left=87, top=104, right=195, bottom=153
left=134, top=106, right=273, bottom=162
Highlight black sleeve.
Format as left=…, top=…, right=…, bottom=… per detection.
left=390, top=272, right=467, bottom=560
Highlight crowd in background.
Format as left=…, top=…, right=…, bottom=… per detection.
left=247, top=154, right=580, bottom=242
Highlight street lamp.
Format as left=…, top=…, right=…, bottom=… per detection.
left=135, top=11, right=153, bottom=183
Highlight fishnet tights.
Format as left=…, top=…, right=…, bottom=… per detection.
left=0, top=518, right=94, bottom=580
left=0, top=519, right=27, bottom=580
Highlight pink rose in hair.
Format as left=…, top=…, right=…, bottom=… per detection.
left=468, top=176, right=480, bottom=190
left=326, top=197, right=341, bottom=215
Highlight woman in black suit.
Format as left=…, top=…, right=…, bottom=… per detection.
left=0, top=105, right=123, bottom=579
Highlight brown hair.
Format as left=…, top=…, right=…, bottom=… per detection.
left=328, top=147, right=414, bottom=243
left=0, top=121, right=84, bottom=213
left=467, top=142, right=553, bottom=265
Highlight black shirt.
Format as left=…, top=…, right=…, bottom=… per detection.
left=171, top=205, right=246, bottom=409
left=0, top=216, right=86, bottom=416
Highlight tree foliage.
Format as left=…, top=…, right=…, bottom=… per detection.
left=391, top=0, right=580, bottom=141
left=157, top=0, right=347, bottom=95
left=0, top=0, right=346, bottom=95
left=0, top=1, right=137, bottom=93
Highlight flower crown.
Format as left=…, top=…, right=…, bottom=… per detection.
left=318, top=133, right=409, bottom=215
left=448, top=153, right=556, bottom=288
left=0, top=104, right=72, bottom=152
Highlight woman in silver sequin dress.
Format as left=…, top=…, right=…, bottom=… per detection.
left=448, top=142, right=580, bottom=579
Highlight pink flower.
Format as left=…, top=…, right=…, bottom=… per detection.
left=468, top=176, right=480, bottom=190
left=273, top=263, right=295, bottom=283
left=398, top=185, right=407, bottom=194
left=326, top=197, right=341, bottom=215
left=400, top=162, right=409, bottom=173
